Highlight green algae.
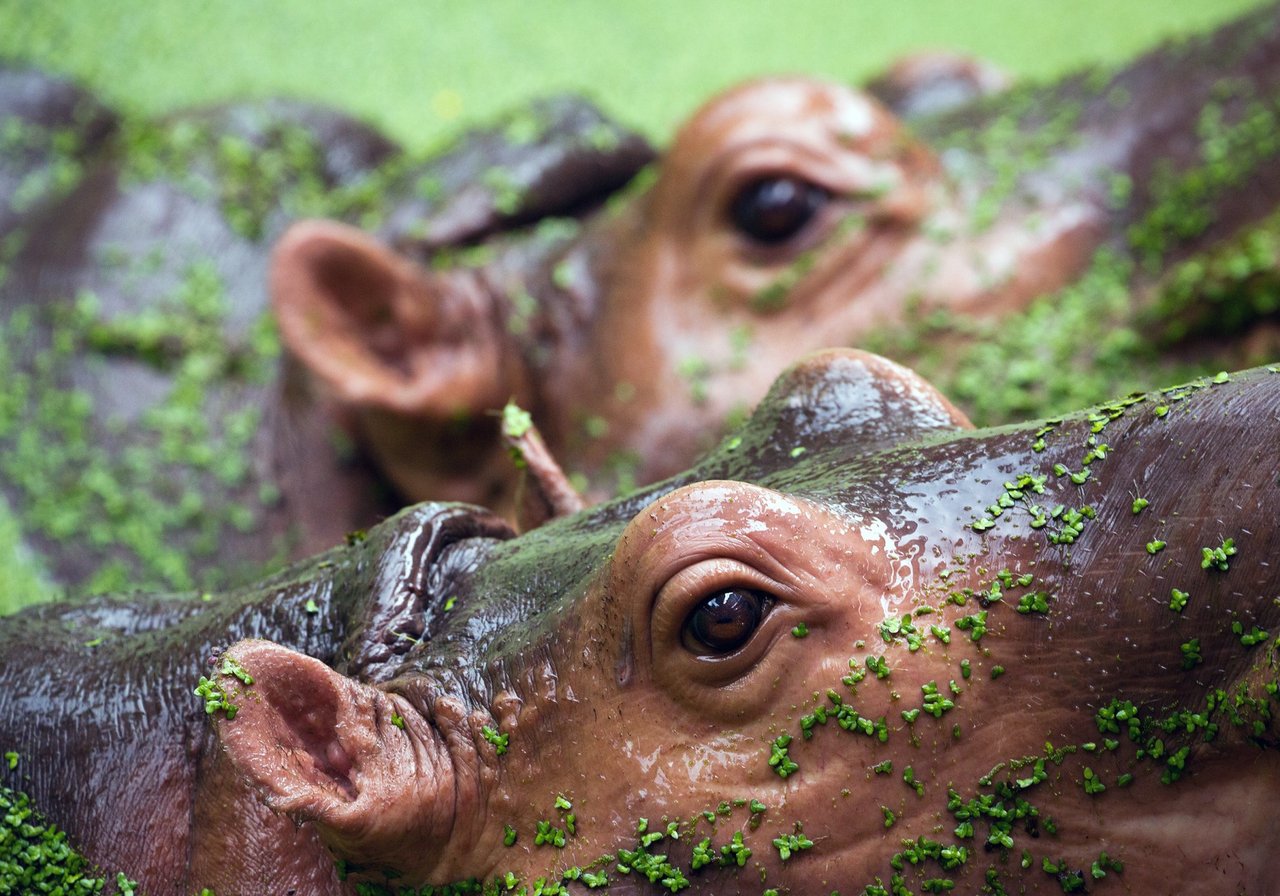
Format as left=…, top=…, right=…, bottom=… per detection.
left=753, top=378, right=1280, bottom=893
left=865, top=231, right=1277, bottom=430
left=1, top=115, right=90, bottom=218
left=930, top=77, right=1088, bottom=233
left=117, top=112, right=407, bottom=241
left=869, top=63, right=1280, bottom=430
left=0, top=760, right=137, bottom=895
left=1128, top=91, right=1280, bottom=270
left=0, top=264, right=286, bottom=597
left=0, top=92, right=447, bottom=605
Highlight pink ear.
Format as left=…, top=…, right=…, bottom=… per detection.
left=270, top=219, right=509, bottom=418
left=212, top=640, right=456, bottom=872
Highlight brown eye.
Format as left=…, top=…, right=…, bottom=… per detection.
left=729, top=176, right=830, bottom=245
left=684, top=588, right=771, bottom=655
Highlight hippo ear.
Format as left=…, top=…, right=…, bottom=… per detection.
left=270, top=219, right=511, bottom=419
left=213, top=640, right=453, bottom=871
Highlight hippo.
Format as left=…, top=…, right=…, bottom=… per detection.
left=0, top=64, right=655, bottom=599
left=5, top=4, right=1280, bottom=604
left=272, top=1, right=1280, bottom=524
left=2, top=349, right=1278, bottom=894
left=0, top=49, right=1005, bottom=601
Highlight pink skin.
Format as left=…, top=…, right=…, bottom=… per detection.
left=544, top=79, right=1099, bottom=495
left=272, top=78, right=1104, bottom=521
left=194, top=642, right=487, bottom=891
left=9, top=350, right=1276, bottom=894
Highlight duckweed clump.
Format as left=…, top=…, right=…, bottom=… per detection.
left=0, top=264, right=285, bottom=597
left=118, top=112, right=407, bottom=241
left=871, top=65, right=1280, bottom=429
left=0, top=757, right=137, bottom=895
left=1, top=114, right=92, bottom=220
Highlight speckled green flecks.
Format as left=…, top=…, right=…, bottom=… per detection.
left=0, top=263, right=284, bottom=597
left=0, top=762, right=138, bottom=895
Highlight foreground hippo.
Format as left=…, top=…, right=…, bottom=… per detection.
left=3, top=350, right=1278, bottom=894
left=274, top=2, right=1280, bottom=518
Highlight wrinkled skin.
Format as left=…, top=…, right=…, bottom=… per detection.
left=3, top=349, right=1278, bottom=894
left=275, top=3, right=1280, bottom=518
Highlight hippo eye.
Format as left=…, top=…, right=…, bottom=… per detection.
left=728, top=176, right=831, bottom=245
left=683, top=588, right=771, bottom=655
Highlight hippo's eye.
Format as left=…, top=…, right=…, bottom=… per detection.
left=729, top=176, right=831, bottom=245
left=683, top=588, right=771, bottom=655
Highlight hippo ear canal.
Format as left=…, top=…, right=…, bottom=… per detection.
left=727, top=174, right=831, bottom=246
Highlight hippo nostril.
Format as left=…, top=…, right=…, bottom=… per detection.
left=683, top=587, right=773, bottom=655
left=728, top=175, right=830, bottom=245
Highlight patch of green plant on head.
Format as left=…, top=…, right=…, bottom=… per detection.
left=1127, top=89, right=1280, bottom=270
left=926, top=75, right=1091, bottom=233
left=481, top=165, right=524, bottom=216
left=1138, top=210, right=1280, bottom=344
left=863, top=247, right=1226, bottom=427
left=0, top=261, right=290, bottom=598
left=117, top=112, right=410, bottom=241
left=1, top=115, right=89, bottom=216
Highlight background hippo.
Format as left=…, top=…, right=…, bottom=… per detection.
left=4, top=4, right=1280, bottom=608
left=2, top=350, right=1278, bottom=894
left=274, top=2, right=1280, bottom=518
left=0, top=49, right=1002, bottom=603
left=0, top=64, right=654, bottom=602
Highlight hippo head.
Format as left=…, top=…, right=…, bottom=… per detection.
left=269, top=79, right=946, bottom=516
left=208, top=350, right=1280, bottom=893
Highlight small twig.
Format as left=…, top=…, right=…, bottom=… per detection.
left=499, top=402, right=585, bottom=531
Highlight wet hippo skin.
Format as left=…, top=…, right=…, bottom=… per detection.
left=2, top=350, right=1278, bottom=894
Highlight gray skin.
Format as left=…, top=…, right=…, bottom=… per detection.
left=2, top=349, right=1278, bottom=895
left=0, top=64, right=654, bottom=595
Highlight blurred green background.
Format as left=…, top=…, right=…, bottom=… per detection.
left=0, top=0, right=1268, bottom=612
left=0, top=0, right=1266, bottom=151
